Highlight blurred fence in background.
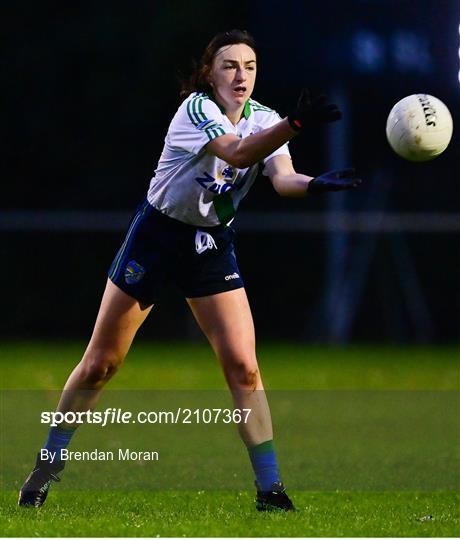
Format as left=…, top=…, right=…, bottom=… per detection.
left=2, top=208, right=458, bottom=344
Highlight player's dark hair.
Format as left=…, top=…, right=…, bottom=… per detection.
left=180, top=29, right=256, bottom=99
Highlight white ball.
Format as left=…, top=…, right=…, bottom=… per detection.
left=386, top=94, right=453, bottom=162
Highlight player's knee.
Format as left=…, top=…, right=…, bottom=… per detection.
left=225, top=357, right=260, bottom=391
left=82, top=349, right=124, bottom=384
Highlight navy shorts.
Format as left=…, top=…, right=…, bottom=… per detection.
left=108, top=200, right=244, bottom=305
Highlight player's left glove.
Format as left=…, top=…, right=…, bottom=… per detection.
left=288, top=88, right=342, bottom=131
left=307, top=168, right=362, bottom=194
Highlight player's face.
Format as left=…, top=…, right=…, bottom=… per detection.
left=209, top=43, right=257, bottom=111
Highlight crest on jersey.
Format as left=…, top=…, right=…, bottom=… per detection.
left=218, top=165, right=237, bottom=183
left=124, top=260, right=145, bottom=284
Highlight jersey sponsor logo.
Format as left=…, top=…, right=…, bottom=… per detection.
left=194, top=167, right=243, bottom=195
left=225, top=272, right=240, bottom=281
left=124, top=260, right=146, bottom=284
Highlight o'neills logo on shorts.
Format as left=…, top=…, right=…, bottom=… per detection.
left=225, top=272, right=240, bottom=281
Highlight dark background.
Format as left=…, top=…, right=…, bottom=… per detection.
left=2, top=0, right=459, bottom=343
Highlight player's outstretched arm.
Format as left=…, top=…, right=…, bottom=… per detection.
left=266, top=155, right=362, bottom=197
left=206, top=119, right=296, bottom=169
left=206, top=88, right=341, bottom=169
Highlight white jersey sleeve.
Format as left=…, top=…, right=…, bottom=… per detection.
left=167, top=94, right=233, bottom=155
left=248, top=100, right=291, bottom=175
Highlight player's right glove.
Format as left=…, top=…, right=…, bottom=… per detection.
left=308, top=168, right=362, bottom=194
left=288, top=88, right=342, bottom=131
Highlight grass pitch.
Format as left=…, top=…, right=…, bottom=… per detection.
left=2, top=491, right=458, bottom=537
left=1, top=341, right=459, bottom=537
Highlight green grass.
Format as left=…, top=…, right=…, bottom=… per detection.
left=1, top=341, right=458, bottom=390
left=1, top=490, right=459, bottom=537
left=1, top=341, right=459, bottom=537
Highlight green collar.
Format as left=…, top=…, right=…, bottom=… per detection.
left=206, top=92, right=252, bottom=120
left=242, top=99, right=251, bottom=119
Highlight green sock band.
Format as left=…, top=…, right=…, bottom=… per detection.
left=247, top=439, right=280, bottom=491
left=248, top=439, right=275, bottom=455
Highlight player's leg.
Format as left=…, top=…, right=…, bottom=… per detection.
left=19, top=280, right=152, bottom=507
left=57, top=279, right=152, bottom=414
left=187, top=288, right=294, bottom=511
left=188, top=288, right=270, bottom=444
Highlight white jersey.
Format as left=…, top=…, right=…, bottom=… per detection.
left=147, top=92, right=290, bottom=226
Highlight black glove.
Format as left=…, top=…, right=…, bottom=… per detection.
left=308, top=168, right=362, bottom=194
left=288, top=88, right=342, bottom=131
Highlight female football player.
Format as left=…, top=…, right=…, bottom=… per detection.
left=19, top=29, right=361, bottom=511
